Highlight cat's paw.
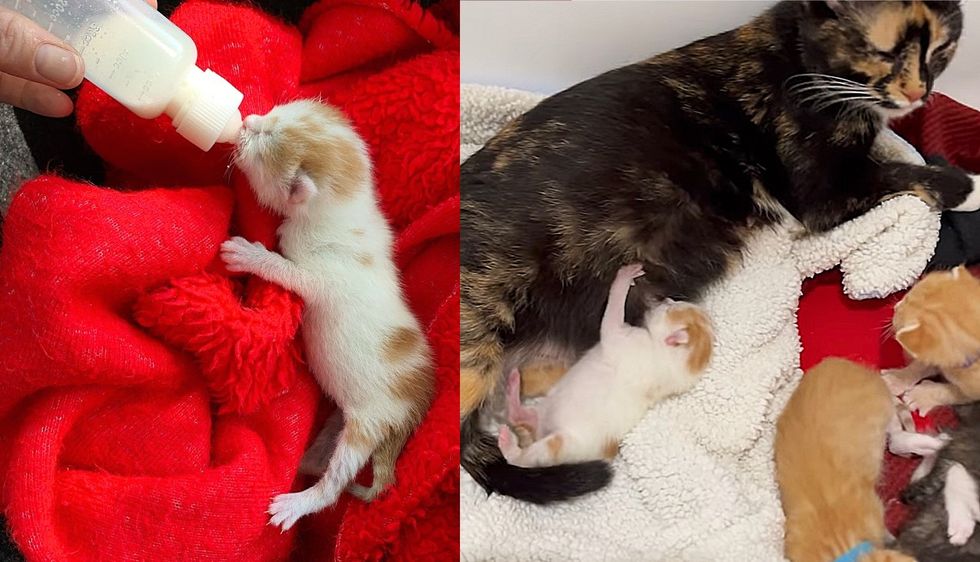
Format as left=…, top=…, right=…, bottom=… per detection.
left=268, top=489, right=326, bottom=532
left=948, top=513, right=976, bottom=546
left=221, top=236, right=271, bottom=273
left=950, top=175, right=980, bottom=213
left=905, top=381, right=945, bottom=415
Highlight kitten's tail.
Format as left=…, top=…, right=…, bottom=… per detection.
left=461, top=413, right=613, bottom=503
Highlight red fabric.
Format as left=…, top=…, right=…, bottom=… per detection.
left=0, top=1, right=459, bottom=560
left=799, top=93, right=980, bottom=535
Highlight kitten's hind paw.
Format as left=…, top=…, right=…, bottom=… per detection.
left=498, top=426, right=521, bottom=463
left=268, top=489, right=326, bottom=532
left=948, top=515, right=976, bottom=546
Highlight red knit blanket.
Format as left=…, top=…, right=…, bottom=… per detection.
left=0, top=1, right=459, bottom=560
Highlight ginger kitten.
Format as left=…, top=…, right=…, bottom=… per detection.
left=776, top=358, right=920, bottom=562
left=884, top=266, right=980, bottom=414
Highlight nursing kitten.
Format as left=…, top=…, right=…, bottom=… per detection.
left=884, top=266, right=980, bottom=414
left=221, top=100, right=434, bottom=530
left=461, top=0, right=977, bottom=501
left=898, top=403, right=980, bottom=560
left=497, top=264, right=713, bottom=468
left=776, top=358, right=937, bottom=562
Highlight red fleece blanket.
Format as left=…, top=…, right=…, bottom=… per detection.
left=799, top=93, right=980, bottom=535
left=0, top=1, right=459, bottom=560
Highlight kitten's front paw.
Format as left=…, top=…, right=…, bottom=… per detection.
left=905, top=381, right=944, bottom=415
left=268, top=489, right=325, bottom=531
left=948, top=514, right=976, bottom=546
left=221, top=236, right=271, bottom=273
left=615, top=263, right=645, bottom=287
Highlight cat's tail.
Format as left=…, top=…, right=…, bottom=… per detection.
left=461, top=413, right=613, bottom=503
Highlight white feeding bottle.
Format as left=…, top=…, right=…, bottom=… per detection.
left=0, top=0, right=244, bottom=151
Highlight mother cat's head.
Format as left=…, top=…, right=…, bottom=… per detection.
left=790, top=0, right=962, bottom=119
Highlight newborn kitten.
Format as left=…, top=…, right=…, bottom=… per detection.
left=899, top=403, right=980, bottom=560
left=775, top=358, right=940, bottom=562
left=222, top=100, right=434, bottom=530
left=497, top=264, right=713, bottom=467
left=884, top=266, right=980, bottom=414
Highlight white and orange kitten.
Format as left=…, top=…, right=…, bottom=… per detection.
left=221, top=100, right=434, bottom=530
left=498, top=263, right=714, bottom=467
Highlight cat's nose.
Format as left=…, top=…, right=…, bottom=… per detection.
left=903, top=87, right=926, bottom=103
left=243, top=115, right=261, bottom=131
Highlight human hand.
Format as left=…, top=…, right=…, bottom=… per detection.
left=0, top=0, right=158, bottom=117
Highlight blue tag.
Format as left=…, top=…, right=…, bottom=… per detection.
left=834, top=541, right=873, bottom=562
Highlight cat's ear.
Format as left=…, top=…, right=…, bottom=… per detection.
left=953, top=265, right=971, bottom=280
left=666, top=328, right=689, bottom=347
left=288, top=171, right=318, bottom=205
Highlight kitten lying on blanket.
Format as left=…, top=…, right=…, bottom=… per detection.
left=221, top=100, right=435, bottom=530
left=776, top=358, right=942, bottom=562
left=498, top=264, right=713, bottom=467
left=883, top=266, right=980, bottom=415
left=899, top=404, right=980, bottom=560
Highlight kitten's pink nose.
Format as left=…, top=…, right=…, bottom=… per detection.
left=244, top=115, right=261, bottom=131
left=903, top=87, right=926, bottom=103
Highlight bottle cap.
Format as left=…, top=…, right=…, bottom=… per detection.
left=166, top=66, right=244, bottom=151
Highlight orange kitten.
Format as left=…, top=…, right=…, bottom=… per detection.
left=884, top=266, right=980, bottom=414
left=775, top=358, right=916, bottom=562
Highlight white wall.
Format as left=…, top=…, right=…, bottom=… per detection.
left=462, top=0, right=980, bottom=109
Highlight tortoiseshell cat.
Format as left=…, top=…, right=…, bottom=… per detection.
left=461, top=0, right=977, bottom=503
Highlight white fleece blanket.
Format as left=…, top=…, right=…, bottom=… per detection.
left=460, top=84, right=941, bottom=562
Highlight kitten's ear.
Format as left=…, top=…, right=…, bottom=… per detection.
left=666, top=328, right=689, bottom=347
left=288, top=171, right=318, bottom=205
left=895, top=322, right=929, bottom=357
left=954, top=265, right=971, bottom=280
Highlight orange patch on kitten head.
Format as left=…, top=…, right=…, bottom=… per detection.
left=666, top=305, right=714, bottom=373
left=893, top=266, right=980, bottom=368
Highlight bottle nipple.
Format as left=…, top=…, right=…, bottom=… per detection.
left=166, top=66, right=244, bottom=151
